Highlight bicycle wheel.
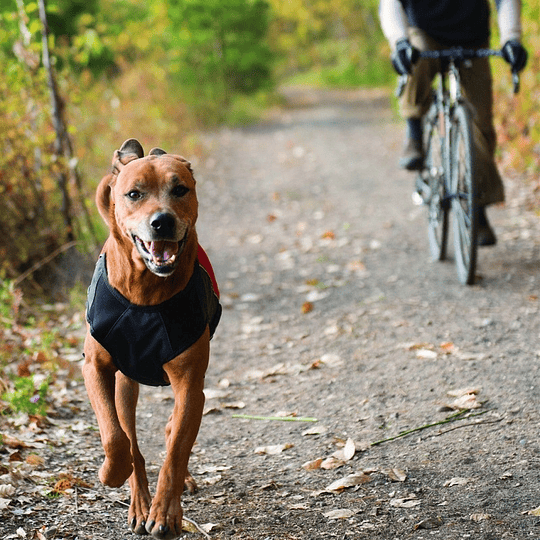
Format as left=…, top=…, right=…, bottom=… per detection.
left=450, top=103, right=477, bottom=285
left=423, top=104, right=449, bottom=261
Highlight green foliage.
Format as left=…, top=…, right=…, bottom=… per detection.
left=166, top=0, right=274, bottom=123
left=0, top=61, right=70, bottom=277
left=267, top=0, right=393, bottom=87
left=0, top=280, right=21, bottom=327
left=2, top=375, right=50, bottom=416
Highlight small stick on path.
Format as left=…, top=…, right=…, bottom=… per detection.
left=232, top=414, right=318, bottom=422
left=370, top=410, right=489, bottom=447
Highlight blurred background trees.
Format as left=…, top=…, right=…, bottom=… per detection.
left=0, top=0, right=538, bottom=286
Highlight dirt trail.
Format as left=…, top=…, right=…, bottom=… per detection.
left=3, top=88, right=540, bottom=539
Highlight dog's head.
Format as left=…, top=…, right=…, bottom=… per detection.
left=97, top=139, right=198, bottom=277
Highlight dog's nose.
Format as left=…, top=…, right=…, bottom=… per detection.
left=150, top=212, right=176, bottom=238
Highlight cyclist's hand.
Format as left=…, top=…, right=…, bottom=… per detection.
left=391, top=39, right=419, bottom=75
left=501, top=39, right=528, bottom=72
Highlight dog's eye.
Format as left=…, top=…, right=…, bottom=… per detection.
left=126, top=190, right=143, bottom=201
left=171, top=185, right=189, bottom=198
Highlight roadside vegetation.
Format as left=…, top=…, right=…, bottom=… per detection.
left=0, top=0, right=538, bottom=419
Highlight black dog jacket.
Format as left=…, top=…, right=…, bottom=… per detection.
left=86, top=254, right=221, bottom=386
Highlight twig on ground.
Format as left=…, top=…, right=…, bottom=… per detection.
left=232, top=414, right=318, bottom=422
left=433, top=416, right=503, bottom=437
left=183, top=516, right=211, bottom=539
left=370, top=410, right=489, bottom=447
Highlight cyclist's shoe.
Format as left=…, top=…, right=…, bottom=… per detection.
left=399, top=138, right=424, bottom=171
left=477, top=207, right=497, bottom=247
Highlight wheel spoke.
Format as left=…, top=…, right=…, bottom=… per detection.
left=451, top=105, right=477, bottom=285
left=424, top=106, right=448, bottom=261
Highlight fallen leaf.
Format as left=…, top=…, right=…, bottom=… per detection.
left=0, top=484, right=15, bottom=497
left=444, top=477, right=469, bottom=487
left=416, top=349, right=438, bottom=359
left=414, top=516, right=443, bottom=529
left=51, top=473, right=92, bottom=494
left=446, top=394, right=481, bottom=410
left=525, top=506, right=540, bottom=516
left=325, top=472, right=371, bottom=492
left=320, top=457, right=346, bottom=470
left=470, top=513, right=491, bottom=522
left=302, top=425, right=327, bottom=436
left=447, top=387, right=480, bottom=397
left=221, top=401, right=246, bottom=410
left=323, top=509, right=355, bottom=519
left=385, top=468, right=407, bottom=482
left=302, top=458, right=323, bottom=471
left=254, top=444, right=293, bottom=455
left=26, top=454, right=45, bottom=467
left=301, top=302, right=314, bottom=314
left=333, top=438, right=356, bottom=461
left=390, top=497, right=420, bottom=508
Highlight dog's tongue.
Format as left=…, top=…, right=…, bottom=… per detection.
left=149, top=240, right=178, bottom=263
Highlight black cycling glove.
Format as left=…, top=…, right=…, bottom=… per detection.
left=391, top=38, right=419, bottom=75
left=502, top=39, right=528, bottom=72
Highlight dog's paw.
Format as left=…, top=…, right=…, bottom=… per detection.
left=145, top=496, right=184, bottom=540
left=130, top=517, right=150, bottom=536
left=145, top=520, right=183, bottom=540
left=128, top=485, right=152, bottom=535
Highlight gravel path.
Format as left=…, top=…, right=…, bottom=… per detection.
left=3, top=87, right=540, bottom=539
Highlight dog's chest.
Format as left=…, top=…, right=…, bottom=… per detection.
left=86, top=254, right=221, bottom=386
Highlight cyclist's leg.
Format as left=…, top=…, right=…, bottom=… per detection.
left=398, top=28, right=440, bottom=170
left=459, top=53, right=504, bottom=245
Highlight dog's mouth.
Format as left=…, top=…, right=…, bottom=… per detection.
left=133, top=235, right=186, bottom=276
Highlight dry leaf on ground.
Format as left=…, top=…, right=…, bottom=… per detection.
left=470, top=513, right=491, bottom=521
left=414, top=516, right=443, bottom=529
left=390, top=496, right=421, bottom=508
left=302, top=458, right=323, bottom=471
left=384, top=468, right=407, bottom=482
left=524, top=506, right=540, bottom=516
left=333, top=438, right=356, bottom=461
left=254, top=443, right=293, bottom=455
left=320, top=457, right=346, bottom=470
left=323, top=509, right=355, bottom=519
left=325, top=472, right=371, bottom=493
left=444, top=477, right=470, bottom=487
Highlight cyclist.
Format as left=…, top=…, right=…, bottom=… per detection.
left=379, top=0, right=527, bottom=246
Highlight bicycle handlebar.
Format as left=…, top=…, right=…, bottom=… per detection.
left=395, top=47, right=520, bottom=97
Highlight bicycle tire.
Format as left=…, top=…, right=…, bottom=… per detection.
left=450, top=103, right=477, bottom=285
left=423, top=104, right=449, bottom=261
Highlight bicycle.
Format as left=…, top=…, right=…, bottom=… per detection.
left=397, top=48, right=519, bottom=285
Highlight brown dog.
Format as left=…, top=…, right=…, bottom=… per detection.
left=83, top=139, right=221, bottom=539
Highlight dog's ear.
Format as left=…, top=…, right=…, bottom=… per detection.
left=112, top=139, right=144, bottom=174
left=169, top=154, right=194, bottom=176
left=118, top=138, right=144, bottom=159
left=149, top=147, right=167, bottom=156
left=96, top=173, right=114, bottom=227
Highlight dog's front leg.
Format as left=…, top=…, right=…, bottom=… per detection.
left=145, top=331, right=210, bottom=540
left=83, top=333, right=133, bottom=488
left=115, top=372, right=152, bottom=535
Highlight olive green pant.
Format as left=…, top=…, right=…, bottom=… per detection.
left=400, top=27, right=504, bottom=206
